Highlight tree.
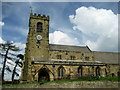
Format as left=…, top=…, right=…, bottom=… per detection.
left=0, top=41, right=20, bottom=82
left=12, top=54, right=24, bottom=82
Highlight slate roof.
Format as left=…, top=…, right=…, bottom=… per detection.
left=49, top=44, right=91, bottom=53
left=93, top=51, right=119, bottom=64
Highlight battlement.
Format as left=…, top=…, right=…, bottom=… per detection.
left=30, top=13, right=49, bottom=20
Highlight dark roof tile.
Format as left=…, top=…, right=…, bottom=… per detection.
left=49, top=44, right=91, bottom=53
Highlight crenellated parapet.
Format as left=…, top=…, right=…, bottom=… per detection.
left=30, top=13, right=49, bottom=20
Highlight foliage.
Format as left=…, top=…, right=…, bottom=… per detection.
left=64, top=74, right=71, bottom=79
left=38, top=77, right=48, bottom=85
left=17, top=54, right=24, bottom=60
left=39, top=80, right=48, bottom=85
left=0, top=41, right=21, bottom=81
left=77, top=76, right=119, bottom=81
left=78, top=76, right=99, bottom=81
left=97, top=76, right=119, bottom=81
left=12, top=54, right=24, bottom=82
left=49, top=76, right=119, bottom=83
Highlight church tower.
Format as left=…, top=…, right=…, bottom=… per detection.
left=21, top=13, right=49, bottom=82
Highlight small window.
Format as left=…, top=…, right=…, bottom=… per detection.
left=65, top=52, right=68, bottom=55
left=37, top=22, right=42, bottom=32
left=78, top=66, right=82, bottom=76
left=82, top=53, right=84, bottom=56
left=57, top=55, right=62, bottom=59
left=117, top=71, right=120, bottom=77
left=70, top=56, right=76, bottom=60
left=85, top=56, right=89, bottom=61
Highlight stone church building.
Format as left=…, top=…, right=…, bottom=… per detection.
left=21, top=13, right=119, bottom=82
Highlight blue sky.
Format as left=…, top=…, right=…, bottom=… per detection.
left=1, top=2, right=119, bottom=52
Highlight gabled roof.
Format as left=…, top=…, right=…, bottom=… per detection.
left=49, top=44, right=91, bottom=53
left=93, top=51, right=119, bottom=64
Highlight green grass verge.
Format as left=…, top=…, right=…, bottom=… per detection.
left=3, top=76, right=119, bottom=86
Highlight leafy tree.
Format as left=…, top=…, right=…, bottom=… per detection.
left=12, top=54, right=24, bottom=82
left=0, top=41, right=20, bottom=82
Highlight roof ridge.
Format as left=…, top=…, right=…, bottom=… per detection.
left=49, top=44, right=87, bottom=47
left=49, top=44, right=91, bottom=53
left=93, top=51, right=119, bottom=53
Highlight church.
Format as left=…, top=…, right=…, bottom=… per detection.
left=21, top=13, right=119, bottom=82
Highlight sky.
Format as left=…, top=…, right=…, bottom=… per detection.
left=1, top=1, right=119, bottom=54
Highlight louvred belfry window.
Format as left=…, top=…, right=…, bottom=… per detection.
left=37, top=22, right=42, bottom=32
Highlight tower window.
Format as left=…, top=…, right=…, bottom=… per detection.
left=37, top=22, right=42, bottom=32
left=65, top=52, right=68, bottom=55
left=70, top=56, right=76, bottom=60
left=57, top=55, right=62, bottom=59
left=85, top=56, right=89, bottom=61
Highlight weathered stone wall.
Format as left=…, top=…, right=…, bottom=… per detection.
left=30, top=64, right=113, bottom=81
left=108, top=65, right=119, bottom=76
left=21, top=13, right=49, bottom=82
left=93, top=52, right=119, bottom=64
left=49, top=50, right=94, bottom=61
left=21, top=13, right=119, bottom=83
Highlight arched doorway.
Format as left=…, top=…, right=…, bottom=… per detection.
left=38, top=68, right=50, bottom=82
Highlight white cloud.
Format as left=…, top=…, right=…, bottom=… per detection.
left=49, top=31, right=80, bottom=45
left=13, top=42, right=26, bottom=54
left=13, top=42, right=26, bottom=50
left=0, top=37, right=25, bottom=54
left=0, top=21, right=5, bottom=37
left=0, top=21, right=4, bottom=26
left=69, top=7, right=118, bottom=52
left=0, top=37, right=4, bottom=43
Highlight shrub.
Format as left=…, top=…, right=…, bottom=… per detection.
left=78, top=76, right=99, bottom=81
left=39, top=77, right=48, bottom=85
left=39, top=80, right=48, bottom=85
left=64, top=74, right=71, bottom=79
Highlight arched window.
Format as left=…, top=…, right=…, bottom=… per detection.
left=37, top=22, right=42, bottom=32
left=96, top=66, right=100, bottom=77
left=117, top=71, right=120, bottom=77
left=92, top=66, right=94, bottom=76
left=78, top=66, right=83, bottom=76
left=58, top=66, right=65, bottom=77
